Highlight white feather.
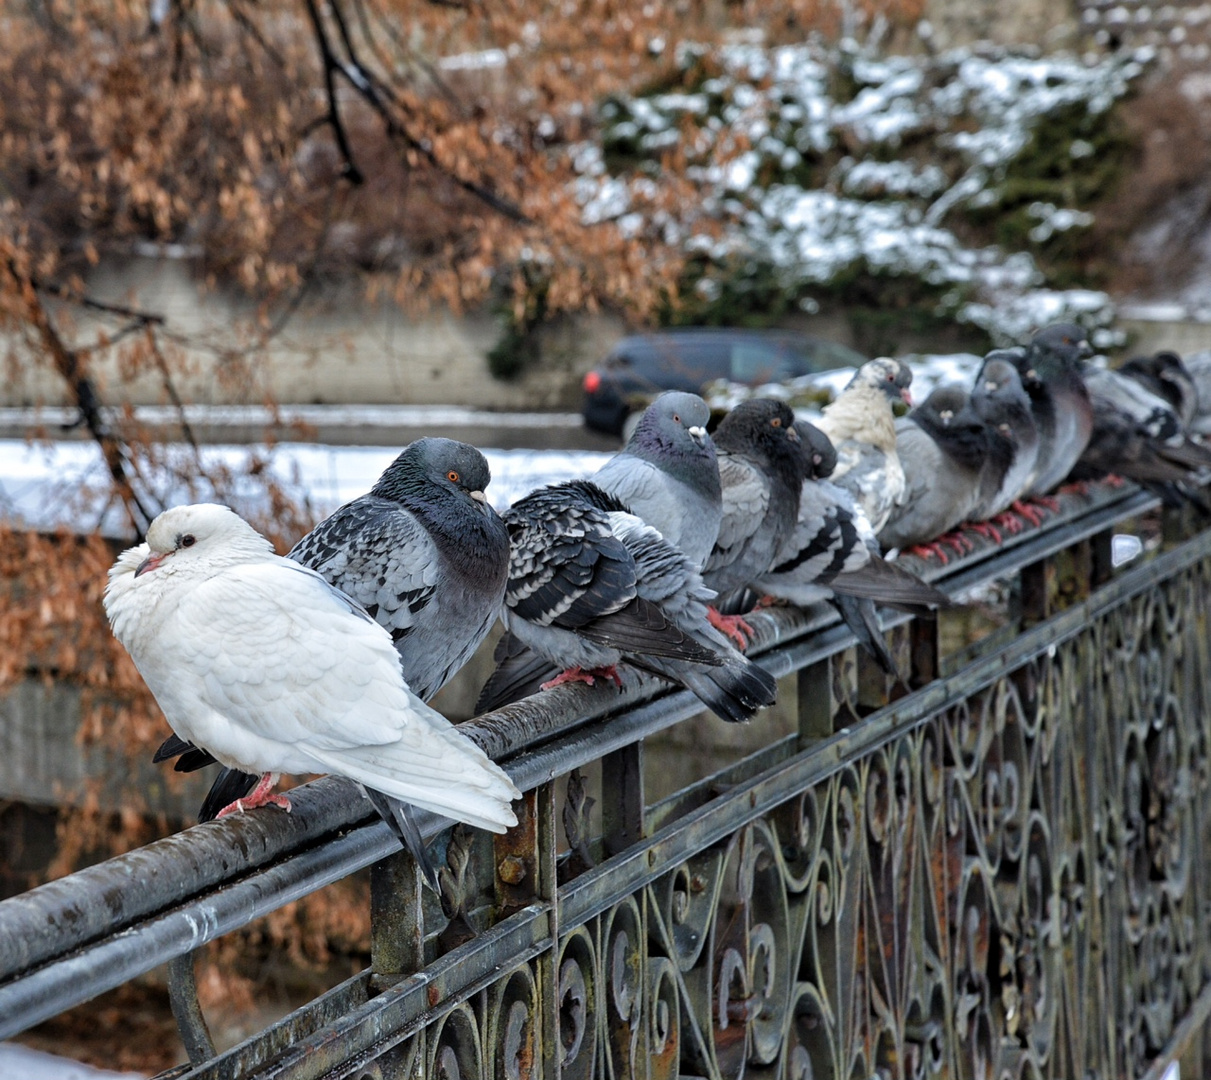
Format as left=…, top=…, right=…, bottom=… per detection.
left=104, top=504, right=519, bottom=833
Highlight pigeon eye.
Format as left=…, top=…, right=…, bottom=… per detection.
left=770, top=417, right=782, bottom=428
left=180, top=534, right=196, bottom=549
left=673, top=414, right=680, bottom=423
left=447, top=470, right=461, bottom=483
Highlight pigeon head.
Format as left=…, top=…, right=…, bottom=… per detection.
left=1029, top=323, right=1092, bottom=371
left=911, top=387, right=989, bottom=465
left=792, top=419, right=837, bottom=480
left=630, top=392, right=712, bottom=450
left=1149, top=351, right=1193, bottom=392
left=847, top=357, right=913, bottom=406
left=714, top=397, right=800, bottom=455
left=135, top=503, right=272, bottom=578
left=977, top=358, right=1028, bottom=403
left=627, top=391, right=719, bottom=481
left=374, top=437, right=493, bottom=510
left=714, top=398, right=802, bottom=494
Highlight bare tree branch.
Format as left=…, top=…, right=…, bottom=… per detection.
left=301, top=0, right=365, bottom=184
left=10, top=263, right=159, bottom=535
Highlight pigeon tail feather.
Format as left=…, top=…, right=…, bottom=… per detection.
left=363, top=788, right=442, bottom=891
left=833, top=594, right=899, bottom=677
left=304, top=741, right=519, bottom=835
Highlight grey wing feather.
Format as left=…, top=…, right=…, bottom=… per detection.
left=289, top=498, right=440, bottom=643
left=707, top=453, right=769, bottom=573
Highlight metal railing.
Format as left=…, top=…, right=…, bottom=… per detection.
left=4, top=480, right=1209, bottom=1079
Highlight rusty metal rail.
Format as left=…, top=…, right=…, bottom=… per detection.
left=5, top=481, right=1207, bottom=1079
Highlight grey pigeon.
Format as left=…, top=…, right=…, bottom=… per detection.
left=702, top=398, right=804, bottom=643
left=159, top=438, right=511, bottom=852
left=1004, top=323, right=1094, bottom=498
left=969, top=358, right=1040, bottom=522
left=1079, top=361, right=1211, bottom=476
left=752, top=420, right=951, bottom=675
left=1120, top=352, right=1199, bottom=428
left=878, top=387, right=1001, bottom=552
left=592, top=391, right=722, bottom=569
left=478, top=480, right=777, bottom=723
left=814, top=358, right=913, bottom=533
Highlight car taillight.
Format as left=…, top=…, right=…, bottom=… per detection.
left=583, top=371, right=602, bottom=393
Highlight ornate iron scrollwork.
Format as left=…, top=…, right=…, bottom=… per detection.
left=342, top=553, right=1211, bottom=1080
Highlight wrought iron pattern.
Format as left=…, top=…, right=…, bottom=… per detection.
left=328, top=545, right=1211, bottom=1080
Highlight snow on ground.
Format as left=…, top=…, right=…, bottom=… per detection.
left=0, top=1044, right=143, bottom=1080
left=0, top=404, right=586, bottom=433
left=0, top=440, right=614, bottom=538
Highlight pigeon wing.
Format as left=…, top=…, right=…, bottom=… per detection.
left=288, top=497, right=440, bottom=645
left=707, top=453, right=770, bottom=573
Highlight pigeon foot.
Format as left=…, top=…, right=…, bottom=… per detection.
left=904, top=542, right=948, bottom=565
left=708, top=606, right=754, bottom=649
left=215, top=772, right=290, bottom=818
left=1009, top=500, right=1048, bottom=528
left=967, top=520, right=1003, bottom=544
left=989, top=511, right=1025, bottom=536
left=540, top=665, right=623, bottom=691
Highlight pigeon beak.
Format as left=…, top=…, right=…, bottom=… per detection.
left=469, top=490, right=487, bottom=503
left=900, top=389, right=913, bottom=405
left=135, top=551, right=167, bottom=577
left=786, top=426, right=801, bottom=443
left=688, top=425, right=706, bottom=441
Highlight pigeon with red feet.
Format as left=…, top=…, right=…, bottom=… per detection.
left=700, top=398, right=806, bottom=647
left=878, top=386, right=1008, bottom=552
left=106, top=504, right=521, bottom=891
left=478, top=480, right=776, bottom=724
left=1001, top=323, right=1094, bottom=499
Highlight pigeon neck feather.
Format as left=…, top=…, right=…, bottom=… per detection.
left=818, top=385, right=897, bottom=451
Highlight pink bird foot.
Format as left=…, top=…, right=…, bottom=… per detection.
left=540, top=665, right=623, bottom=692
left=1009, top=500, right=1048, bottom=527
left=1033, top=494, right=1062, bottom=512
left=708, top=606, right=755, bottom=649
left=967, top=520, right=1003, bottom=544
left=1103, top=473, right=1127, bottom=488
left=904, top=539, right=953, bottom=564
left=215, top=772, right=291, bottom=818
left=990, top=510, right=1026, bottom=536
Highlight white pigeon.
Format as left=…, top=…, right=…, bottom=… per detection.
left=104, top=503, right=521, bottom=843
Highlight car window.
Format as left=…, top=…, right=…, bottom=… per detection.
left=730, top=342, right=788, bottom=383
left=785, top=340, right=867, bottom=376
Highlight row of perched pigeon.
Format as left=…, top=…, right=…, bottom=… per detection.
left=869, top=324, right=1211, bottom=556
left=103, top=321, right=1209, bottom=886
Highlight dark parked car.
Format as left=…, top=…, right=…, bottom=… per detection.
left=582, top=328, right=868, bottom=435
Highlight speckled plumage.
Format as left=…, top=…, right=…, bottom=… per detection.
left=480, top=480, right=777, bottom=723
left=814, top=358, right=912, bottom=533
left=289, top=438, right=510, bottom=701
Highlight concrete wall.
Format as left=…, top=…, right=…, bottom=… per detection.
left=6, top=256, right=627, bottom=412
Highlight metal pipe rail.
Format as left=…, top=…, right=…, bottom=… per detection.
left=0, top=480, right=1189, bottom=1080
